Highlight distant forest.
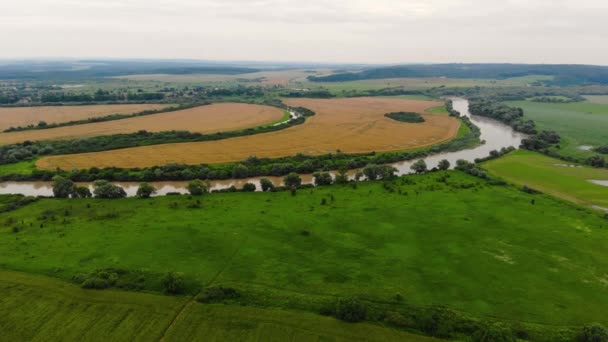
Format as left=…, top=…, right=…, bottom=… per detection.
left=308, top=64, right=608, bottom=85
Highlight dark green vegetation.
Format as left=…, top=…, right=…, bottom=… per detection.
left=1, top=172, right=607, bottom=340
left=484, top=150, right=608, bottom=210
left=308, top=64, right=608, bottom=85
left=384, top=111, right=425, bottom=123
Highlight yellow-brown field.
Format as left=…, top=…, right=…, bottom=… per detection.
left=0, top=103, right=283, bottom=145
left=0, top=104, right=169, bottom=131
left=37, top=97, right=459, bottom=170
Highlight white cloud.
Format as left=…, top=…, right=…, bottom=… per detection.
left=1, top=0, right=607, bottom=64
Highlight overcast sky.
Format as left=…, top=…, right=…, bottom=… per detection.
left=2, top=0, right=607, bottom=65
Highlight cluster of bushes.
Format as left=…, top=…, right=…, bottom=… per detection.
left=474, top=146, right=517, bottom=163
left=384, top=111, right=425, bottom=123
left=51, top=176, right=127, bottom=199
left=73, top=268, right=145, bottom=290
left=196, top=286, right=240, bottom=303
left=595, top=146, right=608, bottom=154
left=3, top=103, right=201, bottom=133
left=0, top=195, right=38, bottom=213
left=455, top=160, right=489, bottom=179
left=469, top=99, right=536, bottom=134
left=520, top=130, right=561, bottom=151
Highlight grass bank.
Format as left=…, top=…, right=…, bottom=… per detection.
left=0, top=171, right=607, bottom=335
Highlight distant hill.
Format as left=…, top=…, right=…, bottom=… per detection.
left=0, top=60, right=261, bottom=80
left=308, top=64, right=608, bottom=85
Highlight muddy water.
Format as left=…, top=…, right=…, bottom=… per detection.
left=0, top=98, right=526, bottom=197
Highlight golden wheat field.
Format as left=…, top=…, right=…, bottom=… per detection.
left=0, top=103, right=284, bottom=145
left=0, top=104, right=169, bottom=131
left=37, top=97, right=459, bottom=170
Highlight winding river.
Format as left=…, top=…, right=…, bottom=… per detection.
left=0, top=98, right=526, bottom=197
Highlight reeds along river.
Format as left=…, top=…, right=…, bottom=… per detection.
left=0, top=98, right=527, bottom=197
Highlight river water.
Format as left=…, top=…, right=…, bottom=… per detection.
left=0, top=98, right=527, bottom=197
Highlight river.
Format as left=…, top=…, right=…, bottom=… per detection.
left=0, top=98, right=527, bottom=197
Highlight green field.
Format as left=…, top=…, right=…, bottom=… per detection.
left=506, top=99, right=608, bottom=159
left=1, top=270, right=433, bottom=342
left=1, top=171, right=607, bottom=339
left=484, top=150, right=608, bottom=210
left=0, top=160, right=37, bottom=177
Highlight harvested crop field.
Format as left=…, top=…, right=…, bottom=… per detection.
left=0, top=103, right=284, bottom=145
left=37, top=97, right=459, bottom=170
left=0, top=104, right=168, bottom=131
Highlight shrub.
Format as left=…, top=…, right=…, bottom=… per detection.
left=438, top=159, right=451, bottom=170
left=416, top=307, right=471, bottom=338
left=260, top=178, right=275, bottom=192
left=187, top=179, right=208, bottom=196
left=579, top=323, right=608, bottom=342
left=161, top=272, right=185, bottom=294
left=73, top=186, right=92, bottom=198
left=196, top=286, right=240, bottom=303
left=93, top=180, right=127, bottom=199
left=410, top=159, right=427, bottom=174
left=242, top=183, right=256, bottom=192
left=313, top=172, right=333, bottom=186
left=81, top=277, right=111, bottom=289
left=586, top=155, right=606, bottom=168
left=384, top=311, right=413, bottom=328
left=136, top=182, right=156, bottom=198
left=334, top=297, right=367, bottom=323
left=283, top=172, right=302, bottom=189
left=473, top=323, right=516, bottom=342
left=52, top=175, right=75, bottom=198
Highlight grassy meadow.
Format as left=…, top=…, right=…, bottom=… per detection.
left=1, top=171, right=607, bottom=335
left=506, top=99, right=608, bottom=159
left=1, top=270, right=433, bottom=342
left=484, top=150, right=608, bottom=210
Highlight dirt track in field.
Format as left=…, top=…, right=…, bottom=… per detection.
left=37, top=97, right=459, bottom=170
left=0, top=103, right=283, bottom=145
left=0, top=104, right=169, bottom=131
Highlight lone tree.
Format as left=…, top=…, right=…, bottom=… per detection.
left=313, top=172, right=333, bottom=186
left=283, top=172, right=302, bottom=189
left=260, top=178, right=275, bottom=192
left=410, top=159, right=428, bottom=174
left=187, top=179, right=208, bottom=196
left=438, top=159, right=451, bottom=170
left=93, top=180, right=127, bottom=199
left=52, top=176, right=75, bottom=198
left=136, top=182, right=157, bottom=198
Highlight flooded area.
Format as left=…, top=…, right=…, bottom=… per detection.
left=0, top=98, right=527, bottom=197
left=589, top=180, right=608, bottom=187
